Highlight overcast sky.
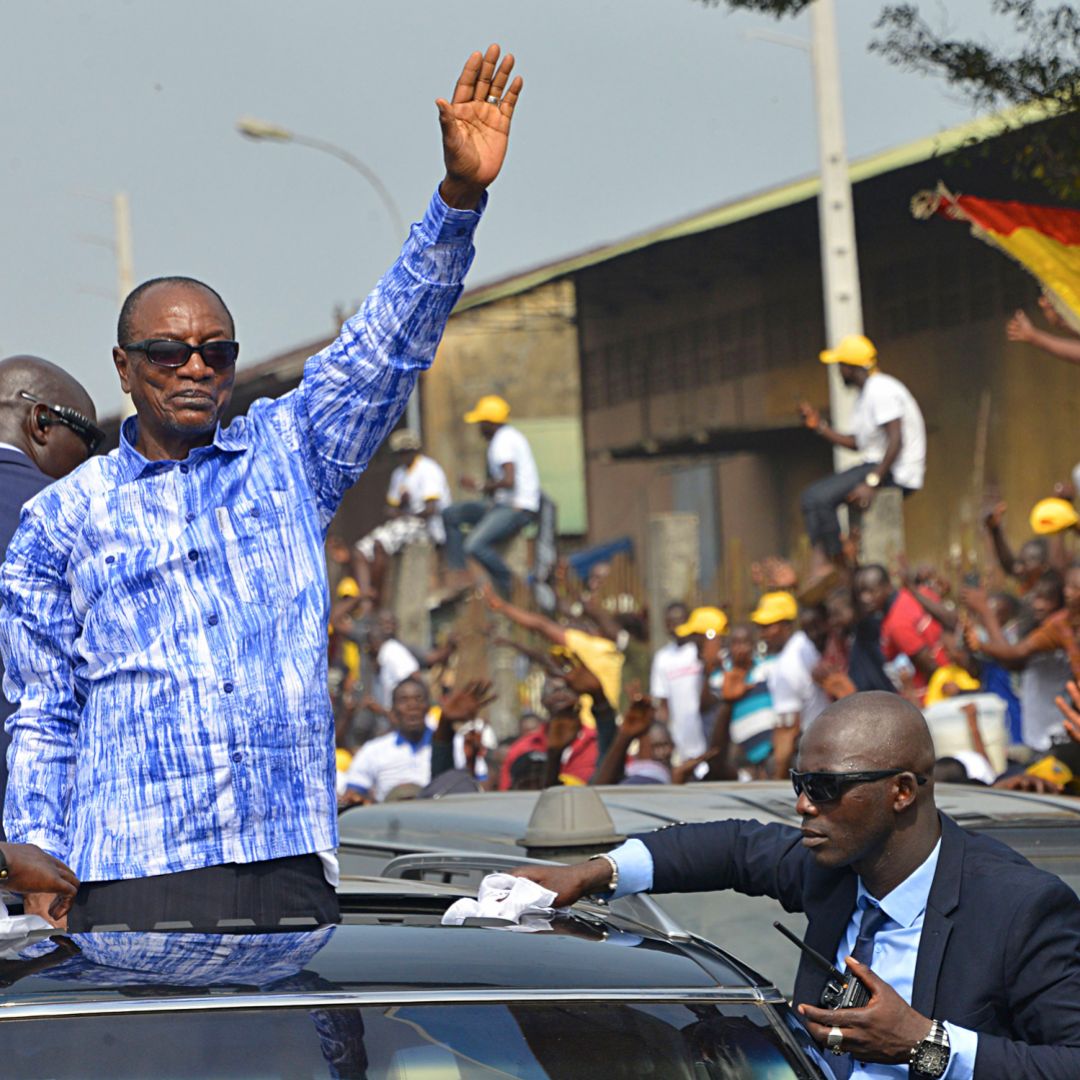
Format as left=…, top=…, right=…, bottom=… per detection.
left=2, top=0, right=1016, bottom=418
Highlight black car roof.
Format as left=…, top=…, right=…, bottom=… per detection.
left=0, top=879, right=779, bottom=1018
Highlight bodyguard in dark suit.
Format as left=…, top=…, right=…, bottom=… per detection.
left=518, top=692, right=1080, bottom=1078
left=0, top=357, right=101, bottom=837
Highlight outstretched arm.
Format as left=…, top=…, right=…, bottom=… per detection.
left=276, top=45, right=524, bottom=525
left=1008, top=309, right=1080, bottom=366
left=484, top=586, right=567, bottom=646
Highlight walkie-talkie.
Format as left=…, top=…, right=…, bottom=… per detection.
left=773, top=921, right=871, bottom=1008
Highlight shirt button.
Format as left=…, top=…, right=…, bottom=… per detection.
left=223, top=681, right=234, bottom=694
left=188, top=549, right=199, bottom=562
left=232, top=751, right=243, bottom=763
left=105, top=555, right=115, bottom=564
left=250, top=506, right=261, bottom=518
left=185, top=511, right=196, bottom=523
left=179, top=463, right=189, bottom=474
left=207, top=614, right=219, bottom=626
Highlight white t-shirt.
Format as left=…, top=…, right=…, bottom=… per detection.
left=488, top=425, right=541, bottom=512
left=375, top=638, right=420, bottom=708
left=768, top=630, right=829, bottom=729
left=387, top=454, right=451, bottom=543
left=650, top=640, right=706, bottom=760
left=344, top=729, right=432, bottom=802
left=850, top=372, right=926, bottom=491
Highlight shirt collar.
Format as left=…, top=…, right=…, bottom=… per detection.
left=394, top=727, right=433, bottom=751
left=855, top=837, right=942, bottom=929
left=117, top=414, right=250, bottom=481
left=0, top=442, right=28, bottom=457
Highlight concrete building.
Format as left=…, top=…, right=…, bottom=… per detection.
left=99, top=112, right=1073, bottom=613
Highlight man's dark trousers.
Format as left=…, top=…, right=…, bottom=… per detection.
left=68, top=854, right=341, bottom=931
left=639, top=813, right=1080, bottom=1077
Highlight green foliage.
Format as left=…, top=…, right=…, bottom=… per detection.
left=696, top=0, right=1080, bottom=201
left=873, top=2, right=1080, bottom=200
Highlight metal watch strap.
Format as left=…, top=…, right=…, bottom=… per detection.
left=589, top=853, right=619, bottom=893
left=909, top=1018, right=950, bottom=1078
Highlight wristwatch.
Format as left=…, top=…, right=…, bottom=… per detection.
left=909, top=1019, right=950, bottom=1078
left=864, top=471, right=881, bottom=488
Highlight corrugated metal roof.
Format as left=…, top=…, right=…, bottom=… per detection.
left=221, top=101, right=1055, bottom=395
left=452, top=100, right=1057, bottom=314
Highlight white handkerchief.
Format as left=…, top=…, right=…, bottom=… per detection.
left=441, top=873, right=560, bottom=926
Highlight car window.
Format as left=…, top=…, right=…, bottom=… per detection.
left=3, top=1002, right=822, bottom=1078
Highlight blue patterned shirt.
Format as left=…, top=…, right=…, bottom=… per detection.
left=0, top=188, right=485, bottom=881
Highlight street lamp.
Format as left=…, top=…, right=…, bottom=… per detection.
left=236, top=116, right=407, bottom=241
left=237, top=116, right=420, bottom=433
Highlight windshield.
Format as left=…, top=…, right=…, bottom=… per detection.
left=4, top=1001, right=820, bottom=1078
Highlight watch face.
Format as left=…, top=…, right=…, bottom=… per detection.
left=914, top=1043, right=950, bottom=1077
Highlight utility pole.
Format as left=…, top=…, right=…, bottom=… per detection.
left=809, top=0, right=862, bottom=471
left=114, top=192, right=135, bottom=305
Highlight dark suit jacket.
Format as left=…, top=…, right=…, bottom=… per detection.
left=640, top=813, right=1080, bottom=1078
left=0, top=449, right=52, bottom=839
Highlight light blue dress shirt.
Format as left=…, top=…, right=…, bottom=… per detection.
left=0, top=188, right=484, bottom=882
left=611, top=835, right=977, bottom=1078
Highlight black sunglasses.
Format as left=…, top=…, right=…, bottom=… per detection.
left=122, top=338, right=239, bottom=370
left=19, top=392, right=105, bottom=455
left=790, top=768, right=928, bottom=804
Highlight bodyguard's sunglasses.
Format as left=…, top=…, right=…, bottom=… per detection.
left=790, top=768, right=927, bottom=804
left=19, top=392, right=105, bottom=455
left=121, top=338, right=240, bottom=370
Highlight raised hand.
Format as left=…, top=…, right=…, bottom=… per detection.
left=619, top=695, right=655, bottom=741
left=559, top=652, right=604, bottom=698
left=441, top=679, right=497, bottom=725
left=437, top=44, right=524, bottom=209
left=1006, top=309, right=1035, bottom=343
left=982, top=500, right=1007, bottom=530
left=798, top=400, right=821, bottom=431
left=1054, top=679, right=1080, bottom=745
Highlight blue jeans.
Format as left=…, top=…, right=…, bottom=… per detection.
left=443, top=500, right=536, bottom=596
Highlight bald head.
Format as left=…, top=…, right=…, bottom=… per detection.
left=0, top=356, right=97, bottom=478
left=799, top=691, right=936, bottom=777
left=0, top=356, right=95, bottom=419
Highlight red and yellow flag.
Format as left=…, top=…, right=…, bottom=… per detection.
left=912, top=187, right=1080, bottom=332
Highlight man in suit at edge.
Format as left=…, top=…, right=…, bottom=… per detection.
left=0, top=356, right=101, bottom=838
left=516, top=691, right=1080, bottom=1078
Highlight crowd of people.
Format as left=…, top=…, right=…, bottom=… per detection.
left=325, top=312, right=1080, bottom=809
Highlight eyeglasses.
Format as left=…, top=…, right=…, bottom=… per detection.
left=790, top=768, right=928, bottom=804
left=121, top=339, right=240, bottom=370
left=19, top=392, right=106, bottom=455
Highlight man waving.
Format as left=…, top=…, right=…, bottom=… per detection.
left=0, top=45, right=523, bottom=931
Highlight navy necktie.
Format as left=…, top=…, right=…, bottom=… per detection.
left=832, top=902, right=892, bottom=1079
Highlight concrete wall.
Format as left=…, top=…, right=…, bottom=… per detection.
left=422, top=278, right=581, bottom=507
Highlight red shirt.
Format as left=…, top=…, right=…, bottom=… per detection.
left=498, top=726, right=598, bottom=790
left=880, top=588, right=948, bottom=688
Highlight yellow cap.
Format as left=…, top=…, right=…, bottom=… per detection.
left=819, top=334, right=878, bottom=368
left=335, top=747, right=353, bottom=772
left=750, top=591, right=799, bottom=626
left=1030, top=497, right=1079, bottom=535
left=464, top=394, right=511, bottom=425
left=675, top=606, right=729, bottom=638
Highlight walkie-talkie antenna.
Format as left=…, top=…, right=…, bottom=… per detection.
left=773, top=921, right=843, bottom=977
